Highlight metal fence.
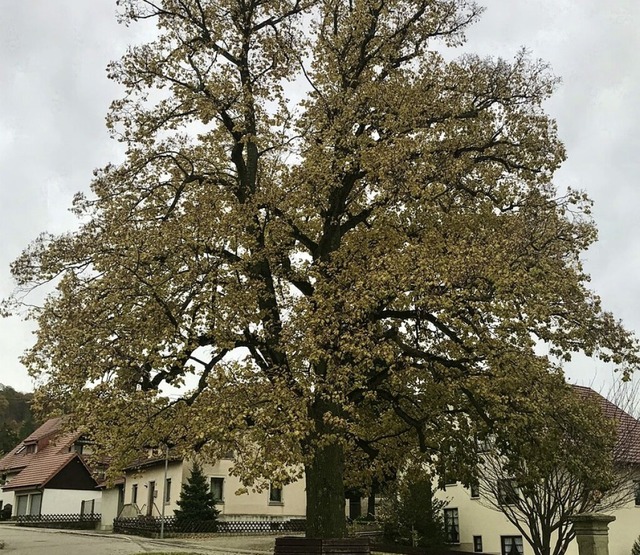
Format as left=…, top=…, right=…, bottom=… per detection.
left=16, top=513, right=101, bottom=530
left=113, top=516, right=306, bottom=537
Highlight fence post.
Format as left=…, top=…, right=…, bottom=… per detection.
left=569, top=513, right=616, bottom=555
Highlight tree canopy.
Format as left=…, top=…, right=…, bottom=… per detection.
left=3, top=0, right=639, bottom=538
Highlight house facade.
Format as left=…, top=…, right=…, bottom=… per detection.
left=437, top=480, right=639, bottom=555
left=435, top=386, right=640, bottom=555
left=121, top=455, right=306, bottom=522
left=0, top=417, right=101, bottom=517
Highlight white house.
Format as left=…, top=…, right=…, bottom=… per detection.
left=0, top=417, right=101, bottom=517
left=120, top=454, right=307, bottom=522
left=435, top=386, right=640, bottom=555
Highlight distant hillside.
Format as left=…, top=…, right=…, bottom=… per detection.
left=0, top=385, right=36, bottom=455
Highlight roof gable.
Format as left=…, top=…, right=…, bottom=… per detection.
left=0, top=417, right=94, bottom=491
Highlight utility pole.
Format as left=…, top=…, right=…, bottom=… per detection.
left=160, top=444, right=169, bottom=540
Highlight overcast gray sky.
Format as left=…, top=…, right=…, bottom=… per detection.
left=1, top=1, right=639, bottom=393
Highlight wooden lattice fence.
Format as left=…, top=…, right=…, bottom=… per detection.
left=113, top=515, right=306, bottom=537
left=16, top=513, right=101, bottom=530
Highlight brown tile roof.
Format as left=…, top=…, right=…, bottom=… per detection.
left=0, top=417, right=87, bottom=491
left=96, top=476, right=125, bottom=489
left=0, top=417, right=79, bottom=473
left=571, top=385, right=640, bottom=464
left=22, top=416, right=65, bottom=443
left=125, top=452, right=184, bottom=472
left=2, top=452, right=77, bottom=491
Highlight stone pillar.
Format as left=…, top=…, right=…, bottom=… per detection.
left=570, top=513, right=616, bottom=555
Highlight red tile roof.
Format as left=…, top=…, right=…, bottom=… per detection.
left=0, top=417, right=88, bottom=491
left=0, top=417, right=78, bottom=473
left=571, top=385, right=640, bottom=464
left=2, top=452, right=77, bottom=491
left=22, top=416, right=65, bottom=443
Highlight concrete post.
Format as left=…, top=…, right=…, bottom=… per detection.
left=570, top=513, right=616, bottom=555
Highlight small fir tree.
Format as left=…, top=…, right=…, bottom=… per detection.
left=631, top=536, right=640, bottom=555
left=174, top=462, right=219, bottom=531
left=379, top=467, right=447, bottom=550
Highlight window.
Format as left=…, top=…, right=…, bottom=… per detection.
left=29, top=493, right=42, bottom=516
left=71, top=438, right=93, bottom=455
left=16, top=495, right=28, bottom=516
left=498, top=479, right=518, bottom=505
left=443, top=508, right=459, bottom=543
left=165, top=478, right=172, bottom=504
left=444, top=469, right=458, bottom=486
left=501, top=536, right=524, bottom=555
left=211, top=477, right=224, bottom=504
left=470, top=481, right=480, bottom=498
left=474, top=536, right=483, bottom=553
left=132, top=484, right=138, bottom=505
left=269, top=483, right=283, bottom=505
left=25, top=444, right=36, bottom=454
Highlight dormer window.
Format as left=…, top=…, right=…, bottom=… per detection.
left=25, top=444, right=36, bottom=454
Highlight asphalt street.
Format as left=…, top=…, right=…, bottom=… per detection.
left=0, top=524, right=276, bottom=555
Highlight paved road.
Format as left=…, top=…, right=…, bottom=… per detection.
left=0, top=524, right=276, bottom=555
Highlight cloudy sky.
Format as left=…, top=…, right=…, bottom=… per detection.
left=1, top=1, right=639, bottom=393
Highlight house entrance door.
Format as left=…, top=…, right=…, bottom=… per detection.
left=147, top=481, right=155, bottom=516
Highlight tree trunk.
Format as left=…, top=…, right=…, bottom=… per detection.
left=367, top=492, right=376, bottom=519
left=305, top=440, right=347, bottom=538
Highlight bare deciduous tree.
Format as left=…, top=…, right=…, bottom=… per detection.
left=477, top=383, right=640, bottom=555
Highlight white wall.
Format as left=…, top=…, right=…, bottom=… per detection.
left=200, top=459, right=306, bottom=520
left=124, top=460, right=186, bottom=517
left=0, top=489, right=14, bottom=513
left=123, top=458, right=307, bottom=521
left=605, top=501, right=640, bottom=555
left=0, top=471, right=20, bottom=513
left=99, top=486, right=122, bottom=531
left=437, top=483, right=532, bottom=555
left=436, top=482, right=636, bottom=555
left=40, top=488, right=101, bottom=515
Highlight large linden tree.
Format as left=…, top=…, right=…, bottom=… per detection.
left=4, top=0, right=639, bottom=538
